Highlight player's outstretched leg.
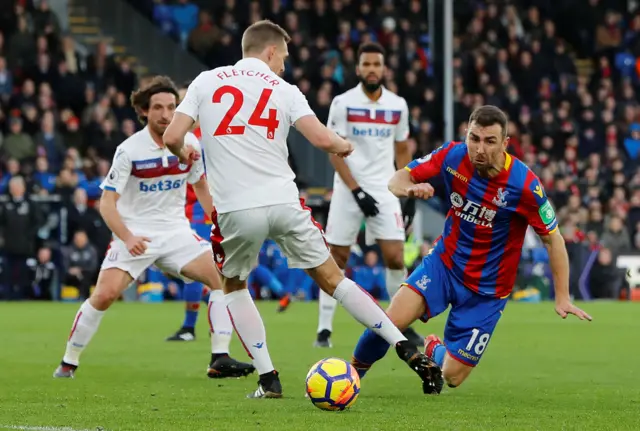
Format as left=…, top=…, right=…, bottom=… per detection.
left=206, top=288, right=254, bottom=378
left=179, top=252, right=256, bottom=380
left=166, top=280, right=202, bottom=341
left=225, top=285, right=282, bottom=398
left=350, top=286, right=444, bottom=394
left=53, top=268, right=133, bottom=378
left=308, top=259, right=443, bottom=394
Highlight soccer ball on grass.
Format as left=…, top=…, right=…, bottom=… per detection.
left=305, top=357, right=360, bottom=411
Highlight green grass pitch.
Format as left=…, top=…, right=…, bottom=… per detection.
left=0, top=301, right=638, bottom=431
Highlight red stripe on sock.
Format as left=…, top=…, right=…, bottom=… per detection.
left=186, top=302, right=200, bottom=312
left=356, top=283, right=387, bottom=314
left=226, top=307, right=253, bottom=360
left=68, top=311, right=83, bottom=341
left=207, top=301, right=214, bottom=333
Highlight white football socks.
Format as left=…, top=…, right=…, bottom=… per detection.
left=317, top=289, right=337, bottom=333
left=385, top=268, right=407, bottom=299
left=208, top=289, right=233, bottom=354
left=63, top=300, right=105, bottom=366
left=332, top=278, right=406, bottom=345
left=225, top=289, right=274, bottom=375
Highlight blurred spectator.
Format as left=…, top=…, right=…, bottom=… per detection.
left=188, top=10, right=220, bottom=59
left=62, top=230, right=98, bottom=299
left=171, top=0, right=199, bottom=48
left=0, top=176, right=44, bottom=299
left=3, top=117, right=36, bottom=163
left=33, top=156, right=56, bottom=193
left=27, top=246, right=58, bottom=300
left=65, top=188, right=106, bottom=249
left=588, top=247, right=623, bottom=299
left=600, top=215, right=631, bottom=257
left=34, top=111, right=65, bottom=172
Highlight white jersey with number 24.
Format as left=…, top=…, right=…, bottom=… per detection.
left=176, top=57, right=315, bottom=214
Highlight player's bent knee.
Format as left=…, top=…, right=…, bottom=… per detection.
left=90, top=283, right=121, bottom=310
left=443, top=371, right=468, bottom=388
left=442, top=355, right=473, bottom=388
left=90, top=268, right=133, bottom=310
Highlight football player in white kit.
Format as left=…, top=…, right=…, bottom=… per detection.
left=316, top=42, right=422, bottom=348
left=53, top=76, right=254, bottom=379
left=164, top=20, right=442, bottom=398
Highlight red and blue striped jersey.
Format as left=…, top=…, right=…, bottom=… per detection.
left=405, top=141, right=558, bottom=298
left=184, top=127, right=211, bottom=223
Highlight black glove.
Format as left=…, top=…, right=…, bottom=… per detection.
left=401, top=197, right=416, bottom=231
left=352, top=187, right=379, bottom=217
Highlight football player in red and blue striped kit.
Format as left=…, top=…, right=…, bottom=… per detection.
left=351, top=105, right=591, bottom=394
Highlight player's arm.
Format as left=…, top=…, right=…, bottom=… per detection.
left=522, top=177, right=592, bottom=321
left=295, top=116, right=353, bottom=157
left=164, top=112, right=196, bottom=160
left=192, top=177, right=214, bottom=217
left=164, top=78, right=199, bottom=160
left=389, top=142, right=454, bottom=199
left=289, top=87, right=352, bottom=157
left=324, top=97, right=359, bottom=189
left=185, top=138, right=214, bottom=216
left=99, top=150, right=150, bottom=256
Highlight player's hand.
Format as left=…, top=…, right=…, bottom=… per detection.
left=407, top=183, right=435, bottom=200
left=555, top=300, right=592, bottom=321
left=125, top=235, right=151, bottom=256
left=401, top=198, right=416, bottom=231
left=178, top=146, right=200, bottom=165
left=352, top=187, right=379, bottom=217
left=334, top=139, right=354, bottom=158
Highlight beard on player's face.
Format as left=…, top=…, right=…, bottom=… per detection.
left=359, top=75, right=382, bottom=93
left=147, top=116, right=169, bottom=137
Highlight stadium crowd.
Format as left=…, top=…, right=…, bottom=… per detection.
left=0, top=0, right=636, bottom=301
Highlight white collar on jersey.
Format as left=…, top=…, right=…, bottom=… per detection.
left=142, top=126, right=164, bottom=151
left=356, top=83, right=389, bottom=104
left=235, top=57, right=272, bottom=73
left=142, top=126, right=171, bottom=166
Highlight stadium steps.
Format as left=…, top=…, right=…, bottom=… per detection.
left=67, top=0, right=150, bottom=78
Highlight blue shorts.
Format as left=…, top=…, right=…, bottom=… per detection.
left=403, top=254, right=507, bottom=367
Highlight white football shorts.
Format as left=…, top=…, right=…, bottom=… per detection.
left=325, top=187, right=406, bottom=246
left=210, top=199, right=330, bottom=280
left=101, top=227, right=210, bottom=280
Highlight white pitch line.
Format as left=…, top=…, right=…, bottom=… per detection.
left=0, top=425, right=103, bottom=431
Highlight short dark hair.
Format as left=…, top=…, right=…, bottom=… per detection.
left=130, top=75, right=179, bottom=124
left=357, top=42, right=385, bottom=60
left=468, top=105, right=508, bottom=137
left=242, top=20, right=291, bottom=55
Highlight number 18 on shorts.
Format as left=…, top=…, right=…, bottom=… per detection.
left=403, top=254, right=508, bottom=367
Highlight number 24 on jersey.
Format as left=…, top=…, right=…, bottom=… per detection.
left=212, top=85, right=279, bottom=139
